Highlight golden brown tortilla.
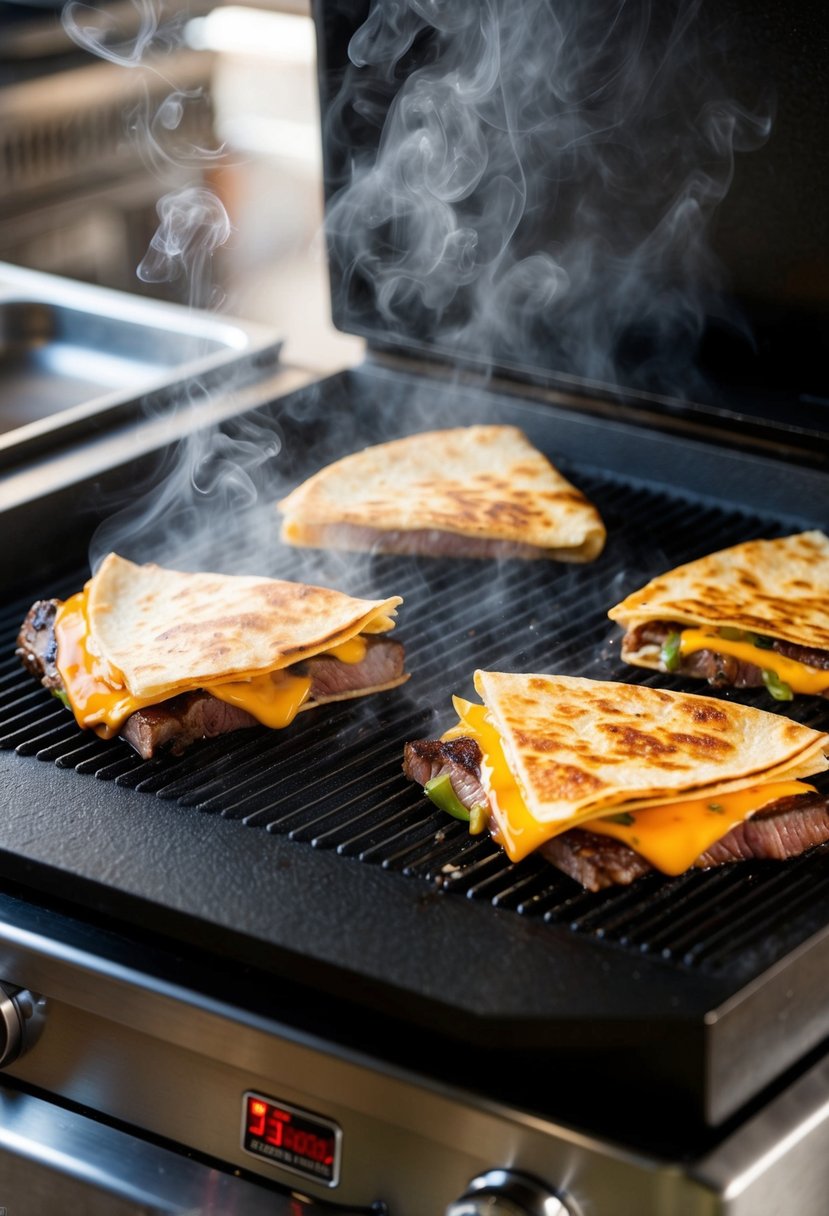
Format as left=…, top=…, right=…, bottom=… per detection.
left=473, top=671, right=829, bottom=827
left=87, top=553, right=402, bottom=701
left=608, top=531, right=829, bottom=655
left=277, top=426, right=606, bottom=561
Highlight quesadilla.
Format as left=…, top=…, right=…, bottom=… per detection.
left=608, top=531, right=829, bottom=701
left=403, top=672, right=829, bottom=890
left=277, top=425, right=606, bottom=561
left=17, top=553, right=407, bottom=759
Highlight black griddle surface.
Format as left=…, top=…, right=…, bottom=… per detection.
left=2, top=363, right=828, bottom=1127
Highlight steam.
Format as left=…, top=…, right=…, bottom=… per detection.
left=61, top=0, right=180, bottom=67
left=61, top=0, right=278, bottom=572
left=138, top=187, right=231, bottom=311
left=326, top=0, right=772, bottom=399
left=87, top=407, right=283, bottom=571
left=62, top=0, right=773, bottom=579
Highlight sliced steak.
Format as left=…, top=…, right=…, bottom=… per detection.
left=774, top=640, right=829, bottom=671
left=540, top=830, right=654, bottom=890
left=300, top=638, right=406, bottom=699
left=18, top=600, right=407, bottom=758
left=16, top=599, right=62, bottom=690
left=287, top=522, right=552, bottom=560
left=541, top=792, right=829, bottom=891
left=120, top=693, right=260, bottom=758
left=403, top=737, right=488, bottom=810
left=696, top=791, right=829, bottom=865
left=622, top=620, right=829, bottom=694
left=404, top=732, right=829, bottom=891
left=678, top=649, right=766, bottom=689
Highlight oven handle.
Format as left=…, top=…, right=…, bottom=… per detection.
left=0, top=1083, right=378, bottom=1215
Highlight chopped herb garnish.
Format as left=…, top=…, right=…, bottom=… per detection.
left=718, top=626, right=745, bottom=642
left=707, top=802, right=724, bottom=813
left=717, top=626, right=776, bottom=650
left=660, top=631, right=682, bottom=673
left=762, top=669, right=794, bottom=701
left=605, top=811, right=636, bottom=826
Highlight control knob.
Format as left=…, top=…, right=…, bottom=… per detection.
left=447, top=1169, right=580, bottom=1216
left=0, top=981, right=46, bottom=1067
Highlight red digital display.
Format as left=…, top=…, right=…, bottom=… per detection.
left=242, top=1092, right=341, bottom=1186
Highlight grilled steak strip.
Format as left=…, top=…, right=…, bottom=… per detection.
left=287, top=523, right=553, bottom=560
left=17, top=599, right=406, bottom=759
left=540, top=830, right=653, bottom=889
left=120, top=693, right=260, bottom=757
left=542, top=791, right=829, bottom=890
left=16, top=599, right=62, bottom=690
left=623, top=620, right=829, bottom=691
left=403, top=732, right=829, bottom=890
left=403, top=737, right=487, bottom=809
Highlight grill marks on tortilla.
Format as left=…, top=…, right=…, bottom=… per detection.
left=402, top=673, right=829, bottom=890
left=609, top=531, right=829, bottom=652
left=510, top=715, right=735, bottom=798
left=277, top=425, right=606, bottom=562
left=18, top=599, right=407, bottom=759
left=88, top=554, right=402, bottom=701
left=473, top=672, right=829, bottom=824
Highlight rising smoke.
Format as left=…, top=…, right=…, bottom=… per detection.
left=61, top=0, right=258, bottom=570
left=325, top=0, right=772, bottom=399
left=61, top=0, right=771, bottom=574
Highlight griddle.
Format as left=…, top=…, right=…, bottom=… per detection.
left=1, top=360, right=828, bottom=1141
left=2, top=0, right=829, bottom=1156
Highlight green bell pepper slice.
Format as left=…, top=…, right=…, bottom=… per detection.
left=424, top=774, right=489, bottom=834
left=424, top=773, right=472, bottom=821
left=762, top=669, right=794, bottom=701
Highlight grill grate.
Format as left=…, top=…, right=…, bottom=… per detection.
left=3, top=470, right=828, bottom=977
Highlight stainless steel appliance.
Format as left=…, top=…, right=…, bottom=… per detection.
left=0, top=2, right=828, bottom=1213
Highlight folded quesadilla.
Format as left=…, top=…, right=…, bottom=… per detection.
left=608, top=531, right=829, bottom=700
left=278, top=425, right=606, bottom=561
left=403, top=672, right=829, bottom=890
left=17, top=553, right=407, bottom=759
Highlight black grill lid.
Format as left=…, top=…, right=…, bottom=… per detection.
left=313, top=0, right=829, bottom=442
left=2, top=364, right=829, bottom=1130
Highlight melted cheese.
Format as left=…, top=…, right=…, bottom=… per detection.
left=679, top=629, right=829, bottom=695
left=54, top=590, right=370, bottom=737
left=444, top=699, right=556, bottom=861
left=584, top=780, right=813, bottom=874
left=443, top=696, right=814, bottom=872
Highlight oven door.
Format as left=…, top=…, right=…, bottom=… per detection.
left=0, top=1084, right=355, bottom=1216
left=0, top=891, right=828, bottom=1216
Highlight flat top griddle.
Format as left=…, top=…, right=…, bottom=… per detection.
left=1, top=362, right=828, bottom=1133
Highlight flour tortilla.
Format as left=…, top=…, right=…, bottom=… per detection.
left=87, top=553, right=403, bottom=701
left=473, top=671, right=829, bottom=828
left=278, top=426, right=606, bottom=561
left=608, top=531, right=829, bottom=659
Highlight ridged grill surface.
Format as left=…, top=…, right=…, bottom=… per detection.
left=2, top=469, right=828, bottom=976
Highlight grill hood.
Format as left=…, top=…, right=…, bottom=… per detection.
left=313, top=0, right=829, bottom=455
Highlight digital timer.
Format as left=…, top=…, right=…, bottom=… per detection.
left=241, top=1091, right=342, bottom=1187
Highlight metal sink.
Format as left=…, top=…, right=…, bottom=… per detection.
left=0, top=263, right=281, bottom=469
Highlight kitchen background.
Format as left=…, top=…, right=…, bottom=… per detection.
left=0, top=0, right=363, bottom=371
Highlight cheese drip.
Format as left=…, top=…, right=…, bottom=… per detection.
left=55, top=590, right=369, bottom=737
left=442, top=697, right=814, bottom=872
left=678, top=629, right=829, bottom=695
left=584, top=781, right=813, bottom=874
